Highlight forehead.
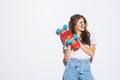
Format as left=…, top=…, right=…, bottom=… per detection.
left=78, top=18, right=84, bottom=21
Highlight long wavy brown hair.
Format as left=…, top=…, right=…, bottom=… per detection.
left=69, top=14, right=90, bottom=46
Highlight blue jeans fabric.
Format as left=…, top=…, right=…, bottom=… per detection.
left=64, top=58, right=94, bottom=80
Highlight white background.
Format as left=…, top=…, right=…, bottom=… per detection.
left=0, top=0, right=120, bottom=80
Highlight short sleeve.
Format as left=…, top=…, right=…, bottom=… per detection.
left=90, top=32, right=97, bottom=45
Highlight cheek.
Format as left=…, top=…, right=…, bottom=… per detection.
left=78, top=23, right=82, bottom=27
left=76, top=26, right=82, bottom=30
left=76, top=23, right=81, bottom=27
left=75, top=25, right=80, bottom=28
left=76, top=23, right=79, bottom=26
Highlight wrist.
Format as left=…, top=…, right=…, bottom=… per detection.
left=67, top=45, right=71, bottom=50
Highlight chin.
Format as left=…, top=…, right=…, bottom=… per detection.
left=81, top=29, right=85, bottom=31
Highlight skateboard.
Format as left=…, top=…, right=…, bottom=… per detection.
left=56, top=24, right=80, bottom=50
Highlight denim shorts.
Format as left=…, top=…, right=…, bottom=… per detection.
left=64, top=58, right=94, bottom=80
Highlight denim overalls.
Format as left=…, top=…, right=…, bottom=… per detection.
left=64, top=58, right=94, bottom=80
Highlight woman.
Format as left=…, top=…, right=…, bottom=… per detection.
left=63, top=14, right=96, bottom=80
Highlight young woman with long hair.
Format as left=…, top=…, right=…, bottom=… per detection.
left=63, top=14, right=96, bottom=80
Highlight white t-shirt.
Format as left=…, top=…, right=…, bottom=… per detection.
left=63, top=31, right=97, bottom=59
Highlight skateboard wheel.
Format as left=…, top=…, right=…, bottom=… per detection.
left=56, top=28, right=61, bottom=34
left=74, top=34, right=79, bottom=40
left=66, top=39, right=72, bottom=44
left=63, top=24, right=68, bottom=29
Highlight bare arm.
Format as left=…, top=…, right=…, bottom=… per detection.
left=80, top=42, right=96, bottom=56
left=64, top=42, right=96, bottom=62
left=64, top=45, right=71, bottom=62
